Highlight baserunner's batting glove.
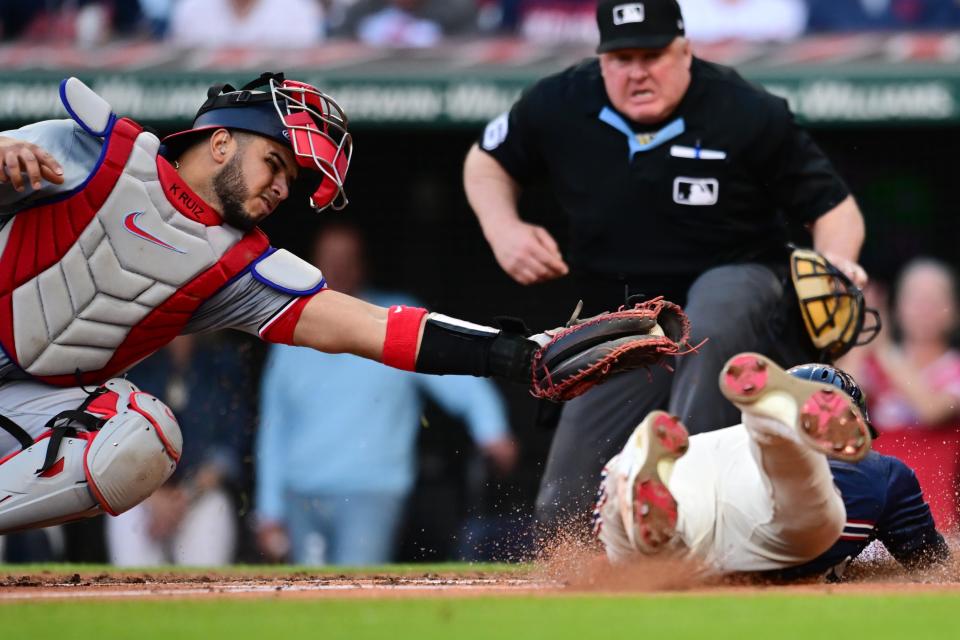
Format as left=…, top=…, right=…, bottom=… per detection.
left=526, top=297, right=692, bottom=402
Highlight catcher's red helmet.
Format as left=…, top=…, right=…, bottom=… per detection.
left=162, top=72, right=352, bottom=212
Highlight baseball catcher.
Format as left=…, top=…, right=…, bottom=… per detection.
left=0, top=74, right=689, bottom=535
left=594, top=353, right=950, bottom=580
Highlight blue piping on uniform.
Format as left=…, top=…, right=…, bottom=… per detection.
left=250, top=247, right=326, bottom=296
left=59, top=78, right=117, bottom=138
left=17, top=115, right=116, bottom=210
left=251, top=268, right=326, bottom=296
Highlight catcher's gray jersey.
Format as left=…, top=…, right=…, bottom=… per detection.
left=0, top=119, right=300, bottom=383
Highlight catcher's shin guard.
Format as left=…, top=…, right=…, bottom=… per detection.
left=0, top=379, right=182, bottom=534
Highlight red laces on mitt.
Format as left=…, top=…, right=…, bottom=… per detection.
left=529, top=297, right=692, bottom=402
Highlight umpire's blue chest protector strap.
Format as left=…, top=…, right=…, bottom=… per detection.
left=599, top=107, right=685, bottom=160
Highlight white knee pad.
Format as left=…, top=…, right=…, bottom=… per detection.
left=85, top=379, right=182, bottom=516
left=0, top=378, right=182, bottom=534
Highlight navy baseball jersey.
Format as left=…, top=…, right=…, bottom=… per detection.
left=771, top=450, right=950, bottom=581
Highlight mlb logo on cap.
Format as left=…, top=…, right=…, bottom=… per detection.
left=596, top=0, right=685, bottom=53
left=613, top=3, right=645, bottom=25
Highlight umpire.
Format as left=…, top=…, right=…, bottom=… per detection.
left=463, top=0, right=869, bottom=534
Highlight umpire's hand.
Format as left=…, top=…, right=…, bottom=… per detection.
left=487, top=219, right=569, bottom=285
left=822, top=252, right=869, bottom=289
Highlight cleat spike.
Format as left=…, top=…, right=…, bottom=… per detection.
left=719, top=352, right=872, bottom=462
left=621, top=411, right=688, bottom=553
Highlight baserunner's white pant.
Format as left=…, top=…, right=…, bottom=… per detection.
left=602, top=413, right=846, bottom=573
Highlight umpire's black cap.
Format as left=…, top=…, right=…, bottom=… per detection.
left=596, top=0, right=685, bottom=53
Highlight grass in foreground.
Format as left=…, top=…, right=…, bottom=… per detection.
left=1, top=593, right=959, bottom=640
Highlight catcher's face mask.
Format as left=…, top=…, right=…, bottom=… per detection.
left=163, top=72, right=352, bottom=212
left=268, top=77, right=352, bottom=211
left=790, top=248, right=880, bottom=360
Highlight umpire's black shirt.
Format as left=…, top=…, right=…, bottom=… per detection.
left=479, top=57, right=849, bottom=309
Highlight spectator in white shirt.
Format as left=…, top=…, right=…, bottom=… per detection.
left=678, top=0, right=807, bottom=42
left=169, top=0, right=324, bottom=48
left=335, top=0, right=477, bottom=47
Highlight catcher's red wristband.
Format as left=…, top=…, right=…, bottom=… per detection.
left=383, top=305, right=428, bottom=371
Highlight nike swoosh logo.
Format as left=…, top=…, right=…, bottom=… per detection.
left=123, top=211, right=187, bottom=254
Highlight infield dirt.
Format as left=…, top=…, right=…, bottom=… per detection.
left=1, top=539, right=959, bottom=601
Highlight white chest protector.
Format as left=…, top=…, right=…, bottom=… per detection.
left=0, top=79, right=323, bottom=386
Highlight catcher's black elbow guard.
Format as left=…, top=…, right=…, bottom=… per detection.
left=414, top=315, right=537, bottom=383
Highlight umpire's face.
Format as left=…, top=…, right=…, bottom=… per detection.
left=599, top=37, right=692, bottom=125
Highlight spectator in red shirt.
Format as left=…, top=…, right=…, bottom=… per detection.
left=843, top=258, right=960, bottom=533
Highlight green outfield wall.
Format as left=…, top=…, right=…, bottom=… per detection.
left=0, top=34, right=958, bottom=127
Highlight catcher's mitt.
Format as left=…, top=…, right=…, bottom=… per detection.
left=529, top=297, right=691, bottom=402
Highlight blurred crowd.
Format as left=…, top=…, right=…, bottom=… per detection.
left=1, top=0, right=959, bottom=47
left=840, top=258, right=960, bottom=535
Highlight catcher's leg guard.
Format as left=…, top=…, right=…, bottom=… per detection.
left=719, top=353, right=871, bottom=462
left=0, top=379, right=182, bottom=534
